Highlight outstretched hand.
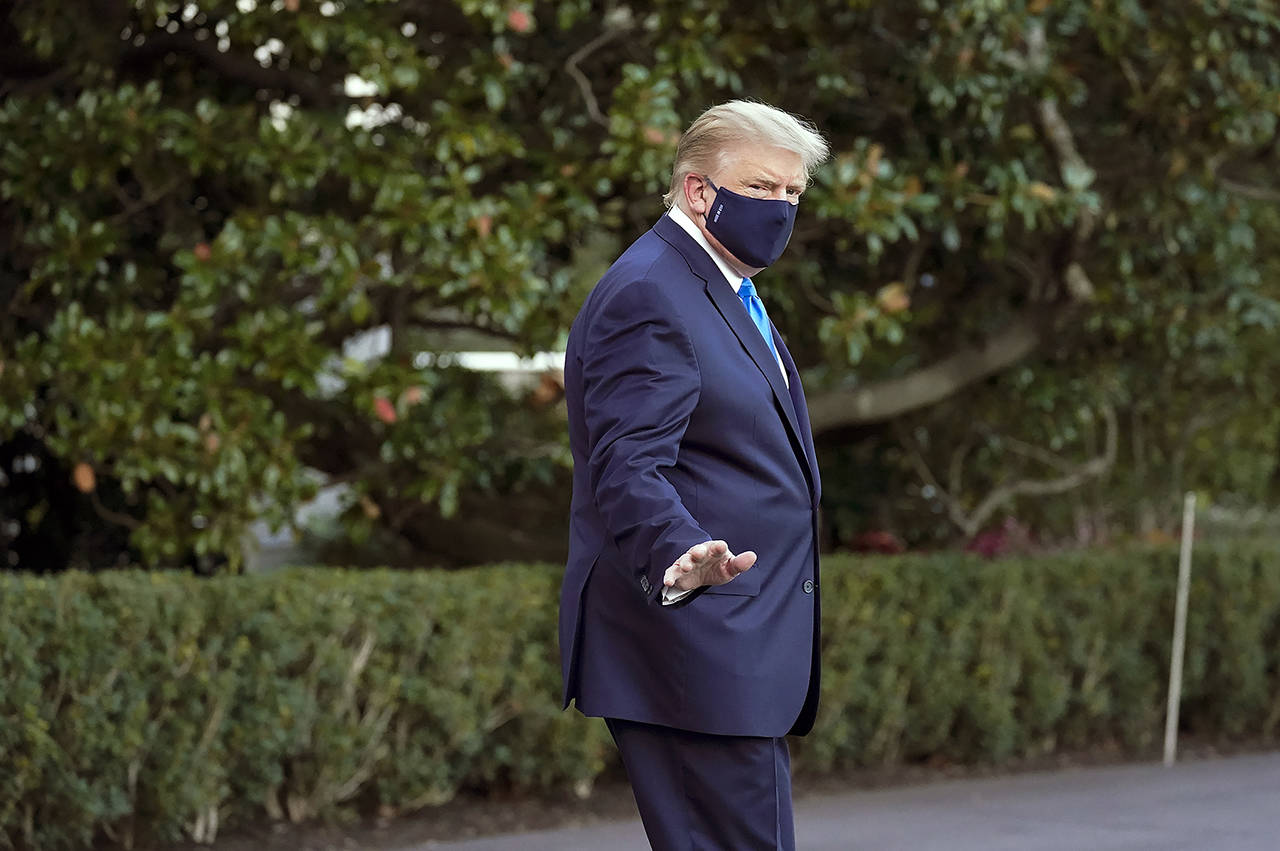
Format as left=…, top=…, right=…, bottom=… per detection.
left=663, top=540, right=757, bottom=592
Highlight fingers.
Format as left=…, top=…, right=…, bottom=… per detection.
left=710, top=550, right=755, bottom=583
left=687, top=540, right=726, bottom=565
left=663, top=545, right=701, bottom=587
left=662, top=542, right=754, bottom=590
left=663, top=558, right=694, bottom=587
left=666, top=541, right=726, bottom=578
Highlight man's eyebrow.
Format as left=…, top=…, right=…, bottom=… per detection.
left=745, top=172, right=806, bottom=191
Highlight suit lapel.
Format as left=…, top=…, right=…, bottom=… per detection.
left=702, top=278, right=805, bottom=445
left=775, top=332, right=821, bottom=502
left=653, top=216, right=811, bottom=483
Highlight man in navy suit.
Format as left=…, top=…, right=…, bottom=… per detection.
left=560, top=100, right=830, bottom=850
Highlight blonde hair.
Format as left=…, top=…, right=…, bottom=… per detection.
left=662, top=100, right=830, bottom=208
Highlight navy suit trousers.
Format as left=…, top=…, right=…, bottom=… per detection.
left=606, top=717, right=796, bottom=851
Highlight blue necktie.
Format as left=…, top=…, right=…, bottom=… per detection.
left=738, top=278, right=780, bottom=363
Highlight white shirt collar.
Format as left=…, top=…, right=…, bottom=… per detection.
left=667, top=205, right=744, bottom=292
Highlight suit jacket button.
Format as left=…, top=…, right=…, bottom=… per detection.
left=802, top=579, right=814, bottom=594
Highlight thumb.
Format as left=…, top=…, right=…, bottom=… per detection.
left=729, top=550, right=757, bottom=572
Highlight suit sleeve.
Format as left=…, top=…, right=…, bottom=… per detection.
left=581, top=279, right=711, bottom=604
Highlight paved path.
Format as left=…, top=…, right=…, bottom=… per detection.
left=416, top=751, right=1280, bottom=850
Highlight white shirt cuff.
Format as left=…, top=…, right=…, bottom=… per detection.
left=661, top=584, right=694, bottom=605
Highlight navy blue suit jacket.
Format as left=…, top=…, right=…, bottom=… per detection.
left=559, top=214, right=823, bottom=738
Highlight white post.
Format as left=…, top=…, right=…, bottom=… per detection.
left=1163, top=492, right=1197, bottom=767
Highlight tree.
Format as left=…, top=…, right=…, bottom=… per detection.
left=3, top=0, right=1277, bottom=569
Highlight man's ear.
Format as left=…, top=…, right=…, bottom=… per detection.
left=683, top=172, right=710, bottom=216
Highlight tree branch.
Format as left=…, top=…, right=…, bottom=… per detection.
left=798, top=275, right=836, bottom=313
left=1216, top=176, right=1280, bottom=203
left=1006, top=251, right=1048, bottom=302
left=564, top=12, right=633, bottom=127
left=131, top=31, right=345, bottom=107
left=948, top=432, right=976, bottom=499
left=895, top=424, right=973, bottom=534
left=109, top=176, right=184, bottom=225
left=1027, top=20, right=1098, bottom=301
left=901, top=236, right=929, bottom=287
left=90, top=490, right=142, bottom=531
left=962, top=404, right=1117, bottom=534
left=408, top=314, right=524, bottom=346
left=0, top=65, right=75, bottom=99
left=808, top=309, right=1045, bottom=432
left=900, top=405, right=1118, bottom=538
left=978, top=427, right=1080, bottom=475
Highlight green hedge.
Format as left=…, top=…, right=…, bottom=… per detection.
left=796, top=542, right=1280, bottom=771
left=2, top=543, right=1279, bottom=849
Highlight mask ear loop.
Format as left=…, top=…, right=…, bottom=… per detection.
left=700, top=175, right=720, bottom=225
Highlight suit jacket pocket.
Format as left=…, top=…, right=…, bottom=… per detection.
left=701, top=564, right=763, bottom=597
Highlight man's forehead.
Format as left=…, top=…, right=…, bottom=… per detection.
left=724, top=145, right=805, bottom=183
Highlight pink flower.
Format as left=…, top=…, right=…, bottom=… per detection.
left=373, top=396, right=398, bottom=424
left=507, top=8, right=532, bottom=33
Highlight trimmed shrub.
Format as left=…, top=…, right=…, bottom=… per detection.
left=0, top=566, right=612, bottom=850
left=794, top=544, right=1280, bottom=772
left=2, top=543, right=1278, bottom=848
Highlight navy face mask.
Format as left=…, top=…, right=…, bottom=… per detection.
left=702, top=177, right=798, bottom=268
